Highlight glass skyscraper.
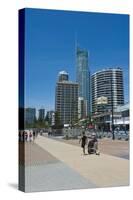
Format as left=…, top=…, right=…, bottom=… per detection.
left=25, top=108, right=36, bottom=124
left=38, top=109, right=45, bottom=121
left=76, top=47, right=90, bottom=115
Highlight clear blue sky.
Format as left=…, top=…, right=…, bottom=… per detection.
left=25, top=8, right=129, bottom=112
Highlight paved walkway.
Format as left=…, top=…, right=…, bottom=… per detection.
left=35, top=136, right=129, bottom=188
left=19, top=142, right=58, bottom=166
left=22, top=142, right=95, bottom=192
left=25, top=162, right=96, bottom=192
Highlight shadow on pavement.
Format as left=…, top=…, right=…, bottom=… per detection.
left=8, top=183, right=18, bottom=190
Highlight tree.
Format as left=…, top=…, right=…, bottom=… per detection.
left=54, top=111, right=63, bottom=129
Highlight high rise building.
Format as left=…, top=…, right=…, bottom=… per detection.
left=55, top=71, right=78, bottom=125
left=46, top=110, right=55, bottom=124
left=78, top=97, right=87, bottom=119
left=91, top=68, right=124, bottom=114
left=25, top=108, right=36, bottom=124
left=76, top=47, right=90, bottom=115
left=38, top=108, right=45, bottom=121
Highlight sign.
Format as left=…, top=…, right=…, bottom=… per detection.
left=88, top=125, right=94, bottom=129
left=96, top=96, right=108, bottom=105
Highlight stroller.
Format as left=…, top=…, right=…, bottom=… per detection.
left=88, top=134, right=100, bottom=155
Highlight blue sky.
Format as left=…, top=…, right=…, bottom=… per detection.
left=24, top=8, right=129, bottom=111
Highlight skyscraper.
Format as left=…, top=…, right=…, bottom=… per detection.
left=38, top=108, right=45, bottom=121
left=91, top=68, right=124, bottom=114
left=76, top=47, right=90, bottom=115
left=25, top=108, right=36, bottom=124
left=55, top=71, right=78, bottom=125
left=78, top=97, right=87, bottom=119
left=46, top=110, right=55, bottom=125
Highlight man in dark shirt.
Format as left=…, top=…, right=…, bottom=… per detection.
left=79, top=131, right=87, bottom=155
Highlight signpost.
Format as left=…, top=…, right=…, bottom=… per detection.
left=96, top=96, right=108, bottom=105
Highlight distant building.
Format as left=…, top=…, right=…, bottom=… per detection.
left=38, top=109, right=45, bottom=121
left=55, top=71, right=78, bottom=125
left=25, top=108, right=36, bottom=124
left=46, top=110, right=55, bottom=125
left=76, top=47, right=90, bottom=114
left=91, top=68, right=124, bottom=114
left=78, top=97, right=87, bottom=119
left=51, top=112, right=55, bottom=126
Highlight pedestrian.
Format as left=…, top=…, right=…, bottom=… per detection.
left=24, top=131, right=28, bottom=142
left=40, top=130, right=43, bottom=136
left=33, top=131, right=36, bottom=141
left=29, top=131, right=33, bottom=142
left=79, top=131, right=87, bottom=155
left=19, top=131, right=21, bottom=142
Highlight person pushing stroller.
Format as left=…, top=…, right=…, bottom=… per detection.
left=88, top=133, right=100, bottom=155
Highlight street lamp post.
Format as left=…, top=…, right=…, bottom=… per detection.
left=111, top=73, right=115, bottom=140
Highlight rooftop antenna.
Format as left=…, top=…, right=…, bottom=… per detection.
left=75, top=31, right=78, bottom=52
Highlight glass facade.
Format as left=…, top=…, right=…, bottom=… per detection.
left=25, top=108, right=36, bottom=124
left=76, top=47, right=90, bottom=114
left=38, top=109, right=45, bottom=121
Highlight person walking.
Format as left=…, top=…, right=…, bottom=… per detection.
left=79, top=131, right=87, bottom=155
left=24, top=131, right=28, bottom=142
left=29, top=131, right=33, bottom=142
left=33, top=131, right=36, bottom=141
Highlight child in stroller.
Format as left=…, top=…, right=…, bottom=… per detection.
left=88, top=133, right=100, bottom=155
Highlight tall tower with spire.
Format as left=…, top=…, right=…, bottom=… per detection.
left=76, top=47, right=90, bottom=116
